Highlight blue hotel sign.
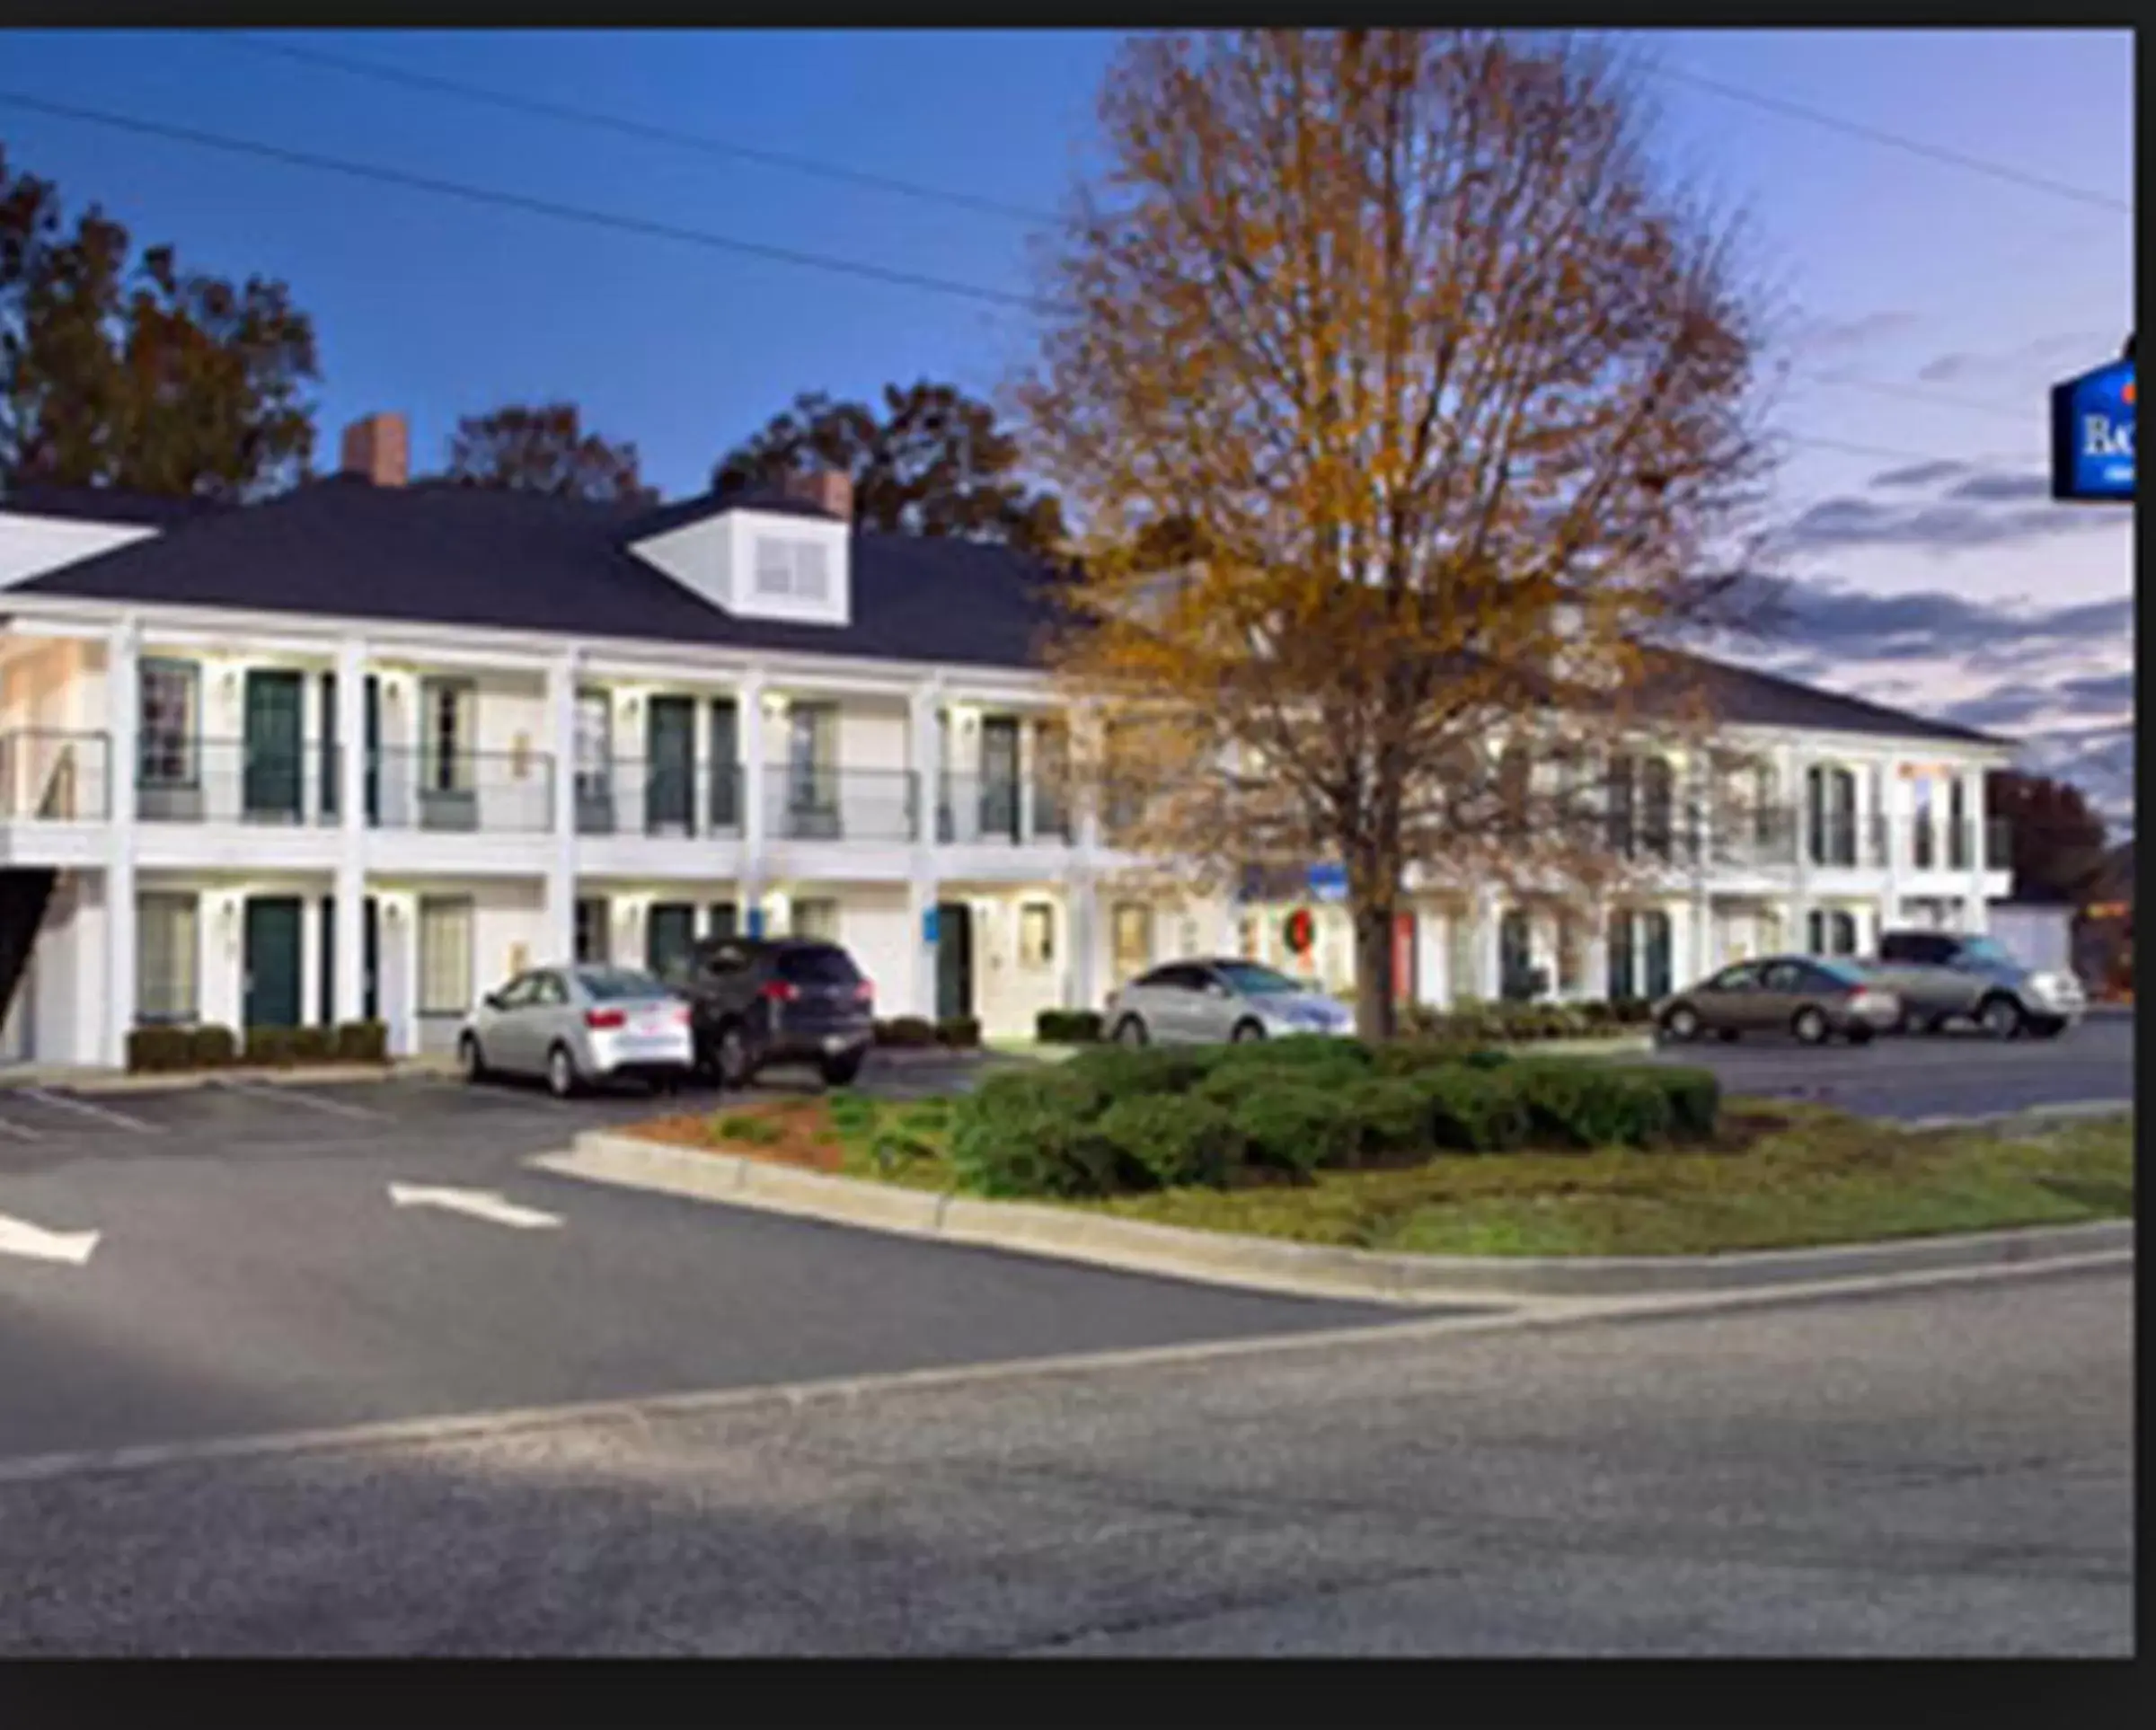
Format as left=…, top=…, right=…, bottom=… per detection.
left=2050, top=336, right=2134, bottom=502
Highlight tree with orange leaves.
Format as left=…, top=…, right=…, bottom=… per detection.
left=1016, top=30, right=1774, bottom=1039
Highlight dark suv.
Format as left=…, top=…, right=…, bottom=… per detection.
left=676, top=937, right=875, bottom=1088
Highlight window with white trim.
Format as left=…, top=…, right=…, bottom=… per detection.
left=138, top=659, right=199, bottom=786
left=752, top=535, right=832, bottom=601
left=418, top=896, right=474, bottom=1015
left=1019, top=902, right=1055, bottom=968
left=421, top=681, right=475, bottom=794
left=136, top=893, right=199, bottom=1025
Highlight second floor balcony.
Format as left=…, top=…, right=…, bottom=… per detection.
left=764, top=764, right=918, bottom=843
left=0, top=729, right=110, bottom=822
left=935, top=771, right=1073, bottom=845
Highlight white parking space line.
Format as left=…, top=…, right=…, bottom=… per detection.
left=0, top=1115, right=42, bottom=1142
left=17, top=1088, right=155, bottom=1133
left=0, top=1209, right=98, bottom=1265
left=214, top=1079, right=388, bottom=1121
left=388, top=1183, right=563, bottom=1230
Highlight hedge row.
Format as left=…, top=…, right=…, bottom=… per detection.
left=126, top=1020, right=390, bottom=1073
left=1402, top=998, right=1658, bottom=1044
left=947, top=1037, right=1720, bottom=1199
left=871, top=1016, right=983, bottom=1050
left=1036, top=1009, right=1107, bottom=1045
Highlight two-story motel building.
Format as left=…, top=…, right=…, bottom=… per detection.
left=0, top=413, right=2013, bottom=1070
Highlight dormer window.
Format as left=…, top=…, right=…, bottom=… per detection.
left=754, top=535, right=831, bottom=601
left=631, top=503, right=852, bottom=626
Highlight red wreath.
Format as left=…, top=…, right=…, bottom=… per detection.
left=1283, top=907, right=1316, bottom=955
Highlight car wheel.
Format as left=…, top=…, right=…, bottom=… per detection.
left=545, top=1043, right=581, bottom=1099
left=716, top=1024, right=753, bottom=1090
left=458, top=1033, right=489, bottom=1083
left=821, top=1050, right=865, bottom=1088
left=1662, top=1004, right=1701, bottom=1043
left=1790, top=1006, right=1829, bottom=1046
left=1230, top=1019, right=1266, bottom=1044
left=1978, top=994, right=2024, bottom=1040
left=1114, top=1015, right=1149, bottom=1046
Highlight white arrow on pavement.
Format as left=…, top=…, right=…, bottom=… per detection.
left=388, top=1184, right=562, bottom=1231
left=0, top=1211, right=100, bottom=1266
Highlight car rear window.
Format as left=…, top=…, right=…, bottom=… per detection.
left=579, top=967, right=668, bottom=1001
left=1809, top=958, right=1869, bottom=986
left=775, top=945, right=861, bottom=985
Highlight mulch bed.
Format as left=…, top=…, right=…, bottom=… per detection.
left=630, top=1099, right=846, bottom=1173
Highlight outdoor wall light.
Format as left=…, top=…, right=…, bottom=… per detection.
left=762, top=691, right=788, bottom=716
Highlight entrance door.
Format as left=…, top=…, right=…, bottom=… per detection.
left=243, top=670, right=305, bottom=822
left=1498, top=908, right=1534, bottom=1001
left=935, top=901, right=973, bottom=1021
left=646, top=696, right=695, bottom=834
left=647, top=902, right=697, bottom=985
left=980, top=715, right=1020, bottom=840
left=243, top=896, right=304, bottom=1028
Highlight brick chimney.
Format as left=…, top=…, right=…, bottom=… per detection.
left=340, top=412, right=410, bottom=488
left=781, top=464, right=853, bottom=522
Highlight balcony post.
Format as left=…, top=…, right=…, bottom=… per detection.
left=907, top=679, right=943, bottom=1017
left=1068, top=867, right=1098, bottom=1012
left=102, top=614, right=140, bottom=1067
left=738, top=670, right=767, bottom=931
left=1960, top=763, right=1989, bottom=932
left=1880, top=755, right=1907, bottom=935
left=1017, top=713, right=1038, bottom=844
left=332, top=636, right=368, bottom=1024
left=542, top=650, right=579, bottom=966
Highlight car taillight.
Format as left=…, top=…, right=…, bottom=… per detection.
left=760, top=981, right=799, bottom=1003
left=585, top=1008, right=626, bottom=1029
left=853, top=980, right=874, bottom=1003
left=667, top=1004, right=691, bottom=1025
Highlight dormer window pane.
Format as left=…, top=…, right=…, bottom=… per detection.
left=792, top=541, right=829, bottom=601
left=754, top=537, right=792, bottom=596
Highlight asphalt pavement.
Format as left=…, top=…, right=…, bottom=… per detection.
left=0, top=1071, right=1414, bottom=1461
left=0, top=1265, right=2129, bottom=1655
left=1642, top=1011, right=2133, bottom=1120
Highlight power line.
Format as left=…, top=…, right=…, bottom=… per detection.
left=1788, top=369, right=2030, bottom=425
left=190, top=29, right=1062, bottom=228
left=0, top=86, right=1058, bottom=315
left=1646, top=58, right=2132, bottom=216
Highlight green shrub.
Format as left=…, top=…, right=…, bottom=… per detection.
left=1065, top=1043, right=1219, bottom=1108
left=243, top=1026, right=299, bottom=1067
left=190, top=1024, right=239, bottom=1068
left=1460, top=1046, right=1514, bottom=1071
left=1512, top=1060, right=1672, bottom=1149
left=287, top=1025, right=333, bottom=1064
left=874, top=1017, right=939, bottom=1049
left=1212, top=1033, right=1374, bottom=1075
left=949, top=1090, right=1118, bottom=1198
left=332, top=1020, right=388, bottom=1064
left=1096, top=1093, right=1244, bottom=1189
left=1607, top=996, right=1656, bottom=1025
left=1610, top=1062, right=1721, bottom=1142
left=1421, top=1065, right=1532, bottom=1152
left=126, top=1026, right=192, bottom=1072
left=824, top=1088, right=878, bottom=1139
left=1346, top=1076, right=1439, bottom=1158
left=1228, top=1083, right=1361, bottom=1177
left=1036, top=1009, right=1106, bottom=1045
left=935, top=1015, right=983, bottom=1049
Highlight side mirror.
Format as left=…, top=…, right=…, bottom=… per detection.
left=481, top=993, right=503, bottom=1012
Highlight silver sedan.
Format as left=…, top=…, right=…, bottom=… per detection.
left=1104, top=958, right=1356, bottom=1045
left=459, top=964, right=694, bottom=1098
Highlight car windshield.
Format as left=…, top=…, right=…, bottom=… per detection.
left=777, top=946, right=861, bottom=985
left=1214, top=961, right=1303, bottom=996
left=578, top=967, right=668, bottom=1001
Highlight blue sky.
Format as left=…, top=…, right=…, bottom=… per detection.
left=0, top=27, right=2135, bottom=824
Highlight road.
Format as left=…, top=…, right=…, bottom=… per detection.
left=0, top=1072, right=1412, bottom=1460
left=0, top=1266, right=2128, bottom=1655
left=1644, top=1011, right=2133, bottom=1121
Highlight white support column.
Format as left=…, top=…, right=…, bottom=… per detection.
left=102, top=618, right=141, bottom=1066
left=1016, top=712, right=1038, bottom=844
left=1074, top=699, right=1104, bottom=855
left=332, top=637, right=367, bottom=1023
left=1787, top=746, right=1812, bottom=958
left=906, top=679, right=943, bottom=1018
left=1880, top=754, right=1907, bottom=936
left=739, top=669, right=768, bottom=933
left=1472, top=888, right=1502, bottom=1002
left=1586, top=896, right=1611, bottom=1004
left=542, top=650, right=579, bottom=964
left=1961, top=763, right=1989, bottom=931
left=1689, top=891, right=1712, bottom=983
left=1069, top=868, right=1099, bottom=1011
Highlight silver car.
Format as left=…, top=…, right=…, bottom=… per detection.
left=459, top=964, right=695, bottom=1098
left=1104, top=958, right=1355, bottom=1045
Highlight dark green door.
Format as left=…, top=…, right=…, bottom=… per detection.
left=709, top=698, right=739, bottom=831
left=364, top=675, right=382, bottom=825
left=243, top=670, right=304, bottom=821
left=647, top=902, right=697, bottom=985
left=320, top=674, right=340, bottom=820
left=646, top=696, right=695, bottom=833
left=935, top=901, right=973, bottom=1021
left=243, top=896, right=304, bottom=1029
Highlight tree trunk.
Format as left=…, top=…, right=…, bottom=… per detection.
left=1351, top=895, right=1398, bottom=1044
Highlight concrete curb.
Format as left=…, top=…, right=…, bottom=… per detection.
left=0, top=1062, right=422, bottom=1097
left=1904, top=1098, right=2134, bottom=1132
left=539, top=1130, right=2134, bottom=1306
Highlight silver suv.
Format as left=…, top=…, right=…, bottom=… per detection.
left=1866, top=930, right=2084, bottom=1039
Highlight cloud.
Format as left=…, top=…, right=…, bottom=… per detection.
left=1723, top=575, right=2133, bottom=670
left=1869, top=460, right=1970, bottom=490
left=1940, top=684, right=2053, bottom=728
left=2055, top=668, right=2134, bottom=710
left=1915, top=330, right=2112, bottom=387
left=2015, top=721, right=2136, bottom=829
left=1794, top=309, right=1922, bottom=356
left=1779, top=491, right=2125, bottom=556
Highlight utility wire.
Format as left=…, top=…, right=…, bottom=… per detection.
left=190, top=29, right=1062, bottom=227
left=0, top=86, right=1059, bottom=315
left=1646, top=58, right=2132, bottom=216
left=0, top=89, right=2046, bottom=478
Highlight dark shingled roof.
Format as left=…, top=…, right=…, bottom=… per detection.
left=10, top=475, right=2002, bottom=744
left=2, top=482, right=234, bottom=528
